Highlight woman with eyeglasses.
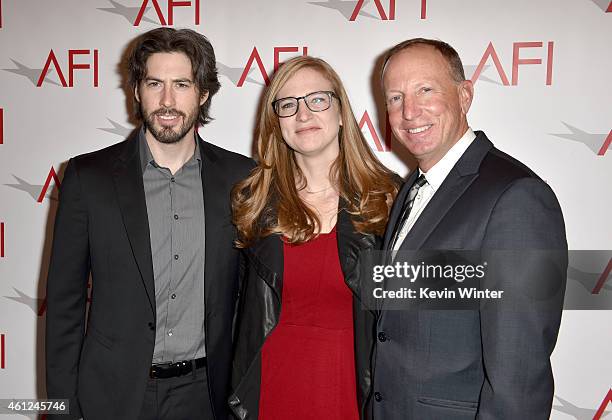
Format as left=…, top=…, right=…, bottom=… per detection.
left=229, top=56, right=398, bottom=420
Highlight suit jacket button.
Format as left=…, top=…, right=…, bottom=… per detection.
left=377, top=331, right=387, bottom=342
left=148, top=322, right=155, bottom=331
left=374, top=392, right=383, bottom=402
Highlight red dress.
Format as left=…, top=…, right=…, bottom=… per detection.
left=258, top=227, right=359, bottom=420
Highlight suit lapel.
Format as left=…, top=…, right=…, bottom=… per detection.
left=399, top=131, right=493, bottom=250
left=112, top=132, right=155, bottom=314
left=399, top=168, right=477, bottom=250
left=198, top=136, right=224, bottom=313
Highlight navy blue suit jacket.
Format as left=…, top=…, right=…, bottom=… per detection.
left=372, top=131, right=567, bottom=419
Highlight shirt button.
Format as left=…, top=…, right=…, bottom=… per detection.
left=374, top=392, right=383, bottom=402
left=167, top=329, right=173, bottom=337
left=174, top=214, right=179, bottom=220
left=174, top=254, right=179, bottom=260
left=378, top=331, right=387, bottom=342
left=171, top=293, right=176, bottom=299
left=170, top=177, right=175, bottom=183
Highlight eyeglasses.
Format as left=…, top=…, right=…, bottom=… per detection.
left=272, top=91, right=338, bottom=118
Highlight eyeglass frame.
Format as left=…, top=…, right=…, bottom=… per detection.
left=271, top=91, right=339, bottom=118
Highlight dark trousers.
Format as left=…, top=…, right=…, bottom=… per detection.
left=138, top=366, right=214, bottom=420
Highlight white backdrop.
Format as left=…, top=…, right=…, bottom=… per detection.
left=0, top=0, right=611, bottom=418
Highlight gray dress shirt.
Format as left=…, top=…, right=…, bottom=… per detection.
left=139, top=129, right=206, bottom=363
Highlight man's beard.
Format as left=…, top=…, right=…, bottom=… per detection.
left=144, top=107, right=199, bottom=144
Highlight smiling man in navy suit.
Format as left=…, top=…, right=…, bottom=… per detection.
left=371, top=38, right=567, bottom=419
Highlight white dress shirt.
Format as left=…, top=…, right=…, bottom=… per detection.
left=392, top=128, right=477, bottom=251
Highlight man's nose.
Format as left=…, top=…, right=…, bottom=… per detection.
left=160, top=85, right=176, bottom=108
left=402, top=97, right=421, bottom=121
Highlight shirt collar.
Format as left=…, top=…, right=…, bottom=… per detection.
left=420, top=127, right=476, bottom=191
left=138, top=126, right=201, bottom=173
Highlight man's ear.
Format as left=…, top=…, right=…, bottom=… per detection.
left=458, top=79, right=474, bottom=115
left=134, top=85, right=140, bottom=103
left=200, top=90, right=209, bottom=106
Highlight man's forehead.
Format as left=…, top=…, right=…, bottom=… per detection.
left=390, top=45, right=446, bottom=68
left=145, top=52, right=194, bottom=72
left=384, top=45, right=453, bottom=84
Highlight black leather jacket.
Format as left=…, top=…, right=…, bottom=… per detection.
left=229, top=208, right=377, bottom=419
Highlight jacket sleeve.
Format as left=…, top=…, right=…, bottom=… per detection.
left=477, top=177, right=567, bottom=419
left=45, top=158, right=90, bottom=420
left=232, top=249, right=248, bottom=344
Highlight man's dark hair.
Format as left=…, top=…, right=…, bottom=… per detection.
left=382, top=38, right=466, bottom=83
left=128, top=28, right=221, bottom=126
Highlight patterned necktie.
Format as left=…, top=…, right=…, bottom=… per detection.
left=389, top=174, right=428, bottom=251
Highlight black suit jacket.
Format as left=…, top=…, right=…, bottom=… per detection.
left=372, top=131, right=567, bottom=419
left=45, top=131, right=254, bottom=420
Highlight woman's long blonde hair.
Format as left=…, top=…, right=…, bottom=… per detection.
left=232, top=56, right=398, bottom=247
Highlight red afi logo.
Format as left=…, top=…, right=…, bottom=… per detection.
left=134, top=0, right=200, bottom=25
left=0, top=108, right=4, bottom=144
left=358, top=111, right=391, bottom=152
left=349, top=0, right=426, bottom=20
left=594, top=389, right=612, bottom=419
left=37, top=166, right=61, bottom=203
left=1, top=222, right=4, bottom=258
left=607, top=1, right=612, bottom=12
left=592, top=258, right=612, bottom=294
left=470, top=42, right=554, bottom=86
left=238, top=46, right=309, bottom=87
left=1, top=334, right=5, bottom=369
left=350, top=0, right=395, bottom=20
left=599, top=130, right=612, bottom=156
left=37, top=49, right=99, bottom=87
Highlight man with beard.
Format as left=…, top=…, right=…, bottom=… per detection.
left=45, top=28, right=254, bottom=420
